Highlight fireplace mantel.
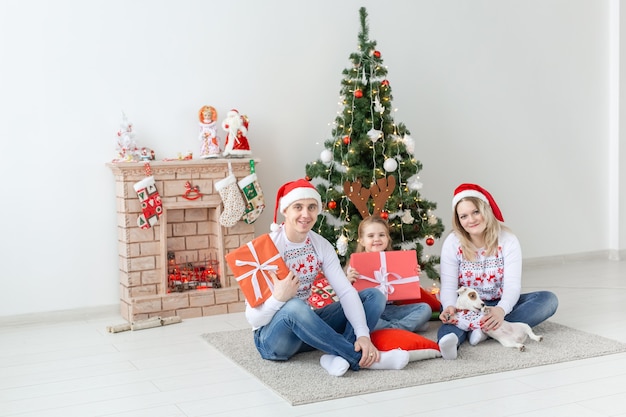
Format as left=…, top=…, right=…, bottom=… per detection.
left=107, top=158, right=259, bottom=322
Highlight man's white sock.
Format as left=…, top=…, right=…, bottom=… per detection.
left=320, top=354, right=350, bottom=377
left=368, top=349, right=409, bottom=370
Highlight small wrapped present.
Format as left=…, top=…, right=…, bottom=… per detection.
left=307, top=273, right=338, bottom=309
left=350, top=250, right=421, bottom=301
left=225, top=234, right=289, bottom=307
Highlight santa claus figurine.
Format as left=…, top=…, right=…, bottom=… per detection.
left=221, top=109, right=251, bottom=157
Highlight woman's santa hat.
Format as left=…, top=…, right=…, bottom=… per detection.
left=271, top=179, right=322, bottom=231
left=452, top=183, right=504, bottom=222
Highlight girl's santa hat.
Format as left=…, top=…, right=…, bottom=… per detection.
left=452, top=183, right=504, bottom=222
left=271, top=179, right=322, bottom=231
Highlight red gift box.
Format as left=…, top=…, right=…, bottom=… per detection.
left=225, top=234, right=290, bottom=307
left=350, top=250, right=421, bottom=301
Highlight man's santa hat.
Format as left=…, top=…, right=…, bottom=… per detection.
left=452, top=183, right=504, bottom=222
left=271, top=179, right=322, bottom=231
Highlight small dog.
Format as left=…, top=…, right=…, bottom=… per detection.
left=454, top=286, right=543, bottom=351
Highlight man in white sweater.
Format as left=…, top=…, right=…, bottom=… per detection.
left=245, top=178, right=409, bottom=376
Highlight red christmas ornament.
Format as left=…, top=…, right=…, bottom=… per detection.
left=328, top=201, right=337, bottom=210
left=373, top=50, right=381, bottom=58
left=381, top=79, right=390, bottom=87
left=354, top=89, right=363, bottom=98
left=426, top=236, right=435, bottom=246
left=343, top=135, right=351, bottom=145
left=380, top=211, right=389, bottom=220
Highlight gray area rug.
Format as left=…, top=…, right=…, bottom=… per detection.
left=201, top=321, right=626, bottom=405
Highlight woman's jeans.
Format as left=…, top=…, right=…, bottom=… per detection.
left=437, top=290, right=559, bottom=345
left=253, top=288, right=385, bottom=370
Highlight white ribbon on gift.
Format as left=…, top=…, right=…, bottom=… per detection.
left=235, top=241, right=280, bottom=302
left=358, top=252, right=419, bottom=297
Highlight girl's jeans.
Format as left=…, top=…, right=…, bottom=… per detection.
left=253, top=288, right=386, bottom=370
left=376, top=302, right=432, bottom=332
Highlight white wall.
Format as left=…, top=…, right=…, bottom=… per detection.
left=0, top=0, right=620, bottom=316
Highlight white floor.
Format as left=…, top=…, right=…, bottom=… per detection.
left=1, top=258, right=626, bottom=417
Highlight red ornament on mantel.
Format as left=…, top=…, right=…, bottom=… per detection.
left=343, top=136, right=351, bottom=145
left=373, top=50, right=381, bottom=58
left=182, top=181, right=202, bottom=200
left=354, top=89, right=363, bottom=98
left=426, top=236, right=435, bottom=246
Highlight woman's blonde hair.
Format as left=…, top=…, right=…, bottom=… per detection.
left=355, top=215, right=393, bottom=253
left=452, top=197, right=507, bottom=261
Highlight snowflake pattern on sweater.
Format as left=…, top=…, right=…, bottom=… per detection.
left=455, top=309, right=484, bottom=331
left=282, top=237, right=322, bottom=300
left=457, top=246, right=505, bottom=301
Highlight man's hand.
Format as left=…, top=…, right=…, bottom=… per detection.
left=354, top=336, right=380, bottom=367
left=270, top=271, right=298, bottom=302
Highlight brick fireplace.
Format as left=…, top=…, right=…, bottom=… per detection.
left=107, top=159, right=258, bottom=322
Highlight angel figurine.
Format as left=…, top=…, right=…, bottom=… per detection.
left=198, top=105, right=220, bottom=158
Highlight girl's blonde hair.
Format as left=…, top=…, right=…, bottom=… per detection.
left=452, top=197, right=508, bottom=262
left=355, top=215, right=393, bottom=253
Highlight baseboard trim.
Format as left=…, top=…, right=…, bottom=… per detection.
left=523, top=250, right=624, bottom=268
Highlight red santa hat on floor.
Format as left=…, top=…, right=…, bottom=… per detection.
left=271, top=179, right=322, bottom=231
left=452, top=183, right=504, bottom=222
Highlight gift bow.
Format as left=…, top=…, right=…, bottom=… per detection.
left=235, top=241, right=280, bottom=302
left=358, top=252, right=419, bottom=297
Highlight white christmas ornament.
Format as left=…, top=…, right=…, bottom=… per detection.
left=401, top=210, right=415, bottom=224
left=403, top=134, right=415, bottom=155
left=320, top=149, right=333, bottom=164
left=367, top=128, right=383, bottom=142
left=407, top=174, right=423, bottom=191
left=383, top=158, right=398, bottom=172
left=374, top=97, right=384, bottom=113
left=336, top=235, right=349, bottom=256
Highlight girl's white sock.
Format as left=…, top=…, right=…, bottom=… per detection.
left=320, top=354, right=350, bottom=377
left=368, top=349, right=410, bottom=370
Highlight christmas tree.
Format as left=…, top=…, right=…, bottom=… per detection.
left=305, top=7, right=445, bottom=279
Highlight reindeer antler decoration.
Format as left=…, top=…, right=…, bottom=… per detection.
left=344, top=180, right=371, bottom=219
left=344, top=175, right=396, bottom=219
left=369, top=176, right=396, bottom=216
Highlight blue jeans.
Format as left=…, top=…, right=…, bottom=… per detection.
left=375, top=302, right=432, bottom=332
left=253, top=288, right=386, bottom=370
left=437, top=290, right=559, bottom=345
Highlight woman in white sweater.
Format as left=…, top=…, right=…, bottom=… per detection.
left=437, top=183, right=558, bottom=360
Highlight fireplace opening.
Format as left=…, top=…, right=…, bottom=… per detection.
left=164, top=206, right=222, bottom=292
left=160, top=203, right=225, bottom=294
